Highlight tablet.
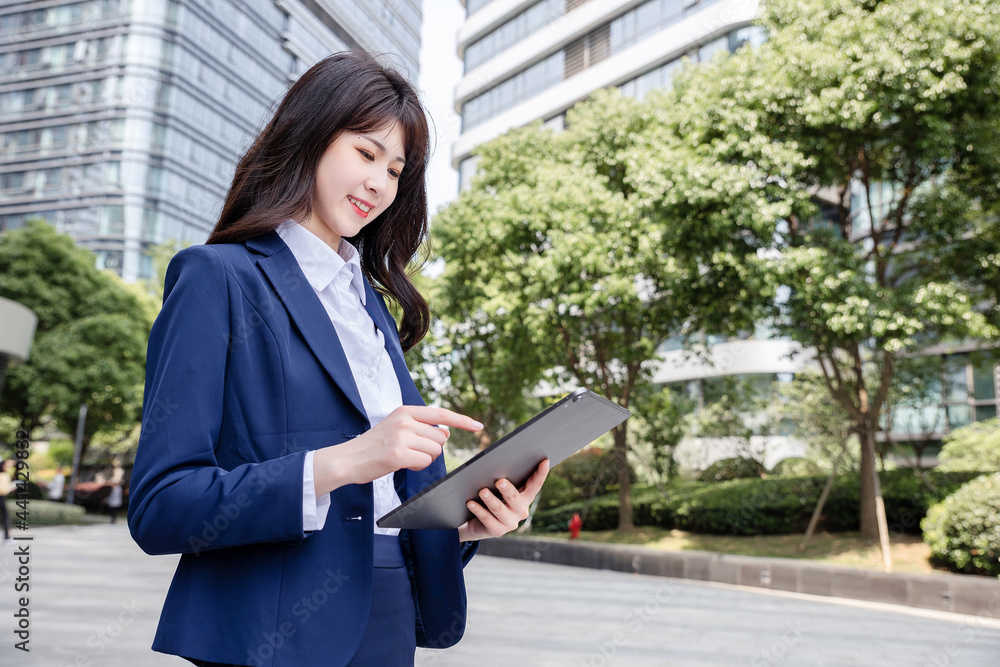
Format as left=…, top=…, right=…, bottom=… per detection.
left=376, top=388, right=630, bottom=530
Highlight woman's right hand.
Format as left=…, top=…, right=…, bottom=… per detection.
left=312, top=406, right=483, bottom=497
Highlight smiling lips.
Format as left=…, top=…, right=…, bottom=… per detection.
left=347, top=195, right=373, bottom=217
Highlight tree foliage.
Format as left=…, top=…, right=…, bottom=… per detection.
left=0, top=220, right=154, bottom=454
left=426, top=0, right=999, bottom=537
left=631, top=0, right=1000, bottom=539
left=429, top=92, right=698, bottom=529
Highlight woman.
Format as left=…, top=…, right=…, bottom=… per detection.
left=128, top=51, right=548, bottom=667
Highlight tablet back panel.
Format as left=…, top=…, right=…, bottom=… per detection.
left=377, top=388, right=630, bottom=530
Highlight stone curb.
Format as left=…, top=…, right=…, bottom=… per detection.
left=477, top=536, right=1000, bottom=619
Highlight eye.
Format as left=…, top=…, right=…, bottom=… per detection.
left=388, top=168, right=401, bottom=179
left=359, top=149, right=374, bottom=161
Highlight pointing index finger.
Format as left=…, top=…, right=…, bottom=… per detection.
left=413, top=406, right=484, bottom=433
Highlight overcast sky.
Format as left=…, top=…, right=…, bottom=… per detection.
left=417, top=0, right=465, bottom=218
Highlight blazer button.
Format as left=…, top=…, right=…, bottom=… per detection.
left=342, top=515, right=363, bottom=522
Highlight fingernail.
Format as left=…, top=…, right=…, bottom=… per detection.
left=472, top=420, right=484, bottom=430
left=480, top=489, right=489, bottom=498
left=497, top=480, right=508, bottom=489
left=467, top=501, right=476, bottom=509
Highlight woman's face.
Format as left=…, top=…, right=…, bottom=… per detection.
left=302, top=122, right=406, bottom=249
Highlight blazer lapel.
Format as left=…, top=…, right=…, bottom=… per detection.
left=246, top=232, right=368, bottom=421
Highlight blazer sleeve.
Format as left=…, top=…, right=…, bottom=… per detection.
left=128, top=245, right=310, bottom=556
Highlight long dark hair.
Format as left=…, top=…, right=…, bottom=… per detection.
left=208, top=51, right=430, bottom=351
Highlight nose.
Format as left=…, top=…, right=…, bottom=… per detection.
left=365, top=165, right=388, bottom=197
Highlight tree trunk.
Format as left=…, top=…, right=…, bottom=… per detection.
left=858, top=418, right=878, bottom=541
left=613, top=422, right=633, bottom=530
left=857, top=408, right=893, bottom=572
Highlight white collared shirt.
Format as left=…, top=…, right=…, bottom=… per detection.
left=277, top=220, right=404, bottom=536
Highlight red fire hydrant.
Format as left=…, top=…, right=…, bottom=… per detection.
left=568, top=512, right=582, bottom=540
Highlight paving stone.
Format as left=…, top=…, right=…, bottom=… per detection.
left=2, top=525, right=999, bottom=666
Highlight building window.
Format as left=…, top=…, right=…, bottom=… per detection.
left=610, top=0, right=685, bottom=55
left=564, top=24, right=609, bottom=78
left=619, top=26, right=766, bottom=100
left=142, top=207, right=160, bottom=241
left=101, top=204, right=125, bottom=235
left=464, top=0, right=564, bottom=72
left=893, top=353, right=1000, bottom=435
left=95, top=248, right=124, bottom=273
left=459, top=0, right=760, bottom=129
left=461, top=51, right=564, bottom=130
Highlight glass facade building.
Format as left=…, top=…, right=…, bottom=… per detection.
left=0, top=0, right=422, bottom=282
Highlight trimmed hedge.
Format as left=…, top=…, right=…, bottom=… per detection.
left=5, top=498, right=88, bottom=526
left=697, top=457, right=766, bottom=483
left=771, top=457, right=824, bottom=477
left=538, top=448, right=634, bottom=511
left=532, top=470, right=982, bottom=536
left=922, top=473, right=999, bottom=577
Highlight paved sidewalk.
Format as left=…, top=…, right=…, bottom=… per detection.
left=0, top=524, right=997, bottom=666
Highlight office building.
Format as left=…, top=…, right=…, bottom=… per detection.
left=0, top=0, right=422, bottom=282
left=454, top=0, right=1000, bottom=464
left=453, top=0, right=812, bottom=467
left=454, top=0, right=763, bottom=186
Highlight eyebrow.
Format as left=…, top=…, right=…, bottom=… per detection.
left=359, top=135, right=405, bottom=166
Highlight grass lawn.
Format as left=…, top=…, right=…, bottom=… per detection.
left=537, top=527, right=937, bottom=574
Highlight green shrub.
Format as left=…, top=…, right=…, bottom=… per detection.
left=6, top=498, right=88, bottom=526
left=537, top=447, right=632, bottom=511
left=697, top=457, right=766, bottom=482
left=936, top=419, right=1000, bottom=472
left=533, top=470, right=981, bottom=536
left=538, top=474, right=575, bottom=511
left=672, top=477, right=829, bottom=535
left=881, top=470, right=981, bottom=535
left=771, top=457, right=824, bottom=477
left=531, top=494, right=621, bottom=533
left=922, top=472, right=999, bottom=577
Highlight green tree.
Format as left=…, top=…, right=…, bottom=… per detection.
left=778, top=372, right=859, bottom=475
left=629, top=383, right=690, bottom=484
left=0, top=220, right=154, bottom=457
left=633, top=0, right=1000, bottom=542
left=431, top=92, right=697, bottom=529
left=410, top=280, right=543, bottom=452
left=690, top=376, right=777, bottom=471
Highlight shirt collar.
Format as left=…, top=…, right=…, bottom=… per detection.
left=275, top=220, right=366, bottom=303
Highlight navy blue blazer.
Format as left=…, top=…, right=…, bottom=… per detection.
left=128, top=231, right=476, bottom=667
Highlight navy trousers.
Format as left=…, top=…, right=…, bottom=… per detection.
left=192, top=535, right=416, bottom=667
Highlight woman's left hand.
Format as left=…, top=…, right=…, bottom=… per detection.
left=457, top=459, right=550, bottom=542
